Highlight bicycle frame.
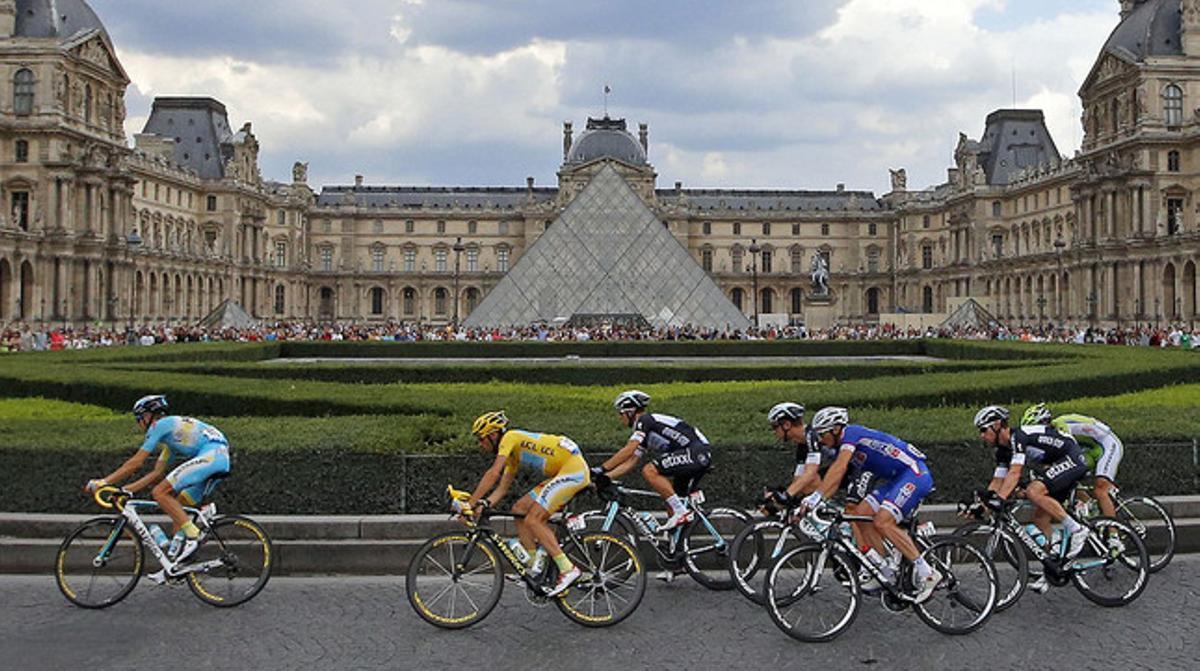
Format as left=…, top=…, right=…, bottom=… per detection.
left=990, top=507, right=1107, bottom=578
left=594, top=484, right=724, bottom=561
left=455, top=510, right=590, bottom=595
left=98, top=499, right=223, bottom=578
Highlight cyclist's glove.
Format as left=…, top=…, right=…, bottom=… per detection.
left=589, top=467, right=611, bottom=489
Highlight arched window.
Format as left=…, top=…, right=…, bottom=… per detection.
left=434, top=287, right=448, bottom=314
left=922, top=286, right=934, bottom=313
left=274, top=285, right=285, bottom=314
left=731, top=288, right=744, bottom=311
left=790, top=287, right=804, bottom=314
left=403, top=287, right=416, bottom=315
left=370, top=287, right=385, bottom=315
left=866, top=288, right=880, bottom=315
left=700, top=247, right=713, bottom=272
left=1164, top=84, right=1184, bottom=126
left=13, top=69, right=35, bottom=116
left=760, top=288, right=773, bottom=313
left=465, top=287, right=480, bottom=313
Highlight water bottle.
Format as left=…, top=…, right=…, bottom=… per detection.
left=638, top=511, right=660, bottom=533
left=1024, top=523, right=1047, bottom=548
left=529, top=548, right=549, bottom=578
left=167, top=531, right=185, bottom=559
left=505, top=538, right=531, bottom=565
left=1050, top=529, right=1064, bottom=556
left=148, top=524, right=169, bottom=550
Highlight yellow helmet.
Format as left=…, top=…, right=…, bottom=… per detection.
left=471, top=411, right=509, bottom=438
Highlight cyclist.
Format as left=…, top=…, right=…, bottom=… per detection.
left=592, top=390, right=713, bottom=531
left=1023, top=403, right=1123, bottom=519
left=761, top=402, right=824, bottom=509
left=973, top=405, right=1092, bottom=561
left=84, top=395, right=230, bottom=570
left=466, top=411, right=590, bottom=597
left=799, top=407, right=941, bottom=601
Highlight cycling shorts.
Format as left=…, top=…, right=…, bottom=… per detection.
left=843, top=468, right=876, bottom=505
left=649, top=445, right=712, bottom=495
left=1089, top=438, right=1123, bottom=482
left=166, top=444, right=230, bottom=506
left=1037, top=452, right=1089, bottom=502
left=529, top=455, right=591, bottom=514
left=864, top=464, right=933, bottom=523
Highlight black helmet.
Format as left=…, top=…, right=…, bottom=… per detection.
left=132, top=395, right=168, bottom=417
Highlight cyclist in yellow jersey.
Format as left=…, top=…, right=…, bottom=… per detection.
left=466, top=411, right=591, bottom=596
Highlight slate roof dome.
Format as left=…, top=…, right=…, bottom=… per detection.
left=566, top=116, right=647, bottom=165
left=1101, top=0, right=1182, bottom=62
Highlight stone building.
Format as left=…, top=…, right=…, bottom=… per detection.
left=1, top=0, right=1197, bottom=329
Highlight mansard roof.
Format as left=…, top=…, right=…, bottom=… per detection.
left=13, top=0, right=109, bottom=44
left=141, top=98, right=237, bottom=180
left=976, top=110, right=1060, bottom=187
left=314, top=186, right=558, bottom=209
left=658, top=189, right=886, bottom=212
left=1101, top=0, right=1182, bottom=64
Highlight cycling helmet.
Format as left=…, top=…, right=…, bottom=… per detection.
left=1021, top=403, right=1051, bottom=426
left=810, top=406, right=849, bottom=434
left=768, top=402, right=805, bottom=426
left=471, top=411, right=509, bottom=438
left=613, top=390, right=651, bottom=412
left=132, top=395, right=168, bottom=417
left=973, top=405, right=1010, bottom=430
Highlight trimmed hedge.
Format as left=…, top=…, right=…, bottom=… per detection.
left=276, top=339, right=930, bottom=359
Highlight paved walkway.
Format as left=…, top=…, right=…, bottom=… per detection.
left=2, top=557, right=1197, bottom=669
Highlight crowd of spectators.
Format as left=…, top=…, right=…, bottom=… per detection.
left=3, top=320, right=1199, bottom=352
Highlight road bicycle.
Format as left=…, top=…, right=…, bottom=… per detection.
left=55, top=484, right=273, bottom=609
left=1067, top=482, right=1175, bottom=573
left=406, top=486, right=646, bottom=629
left=763, top=502, right=998, bottom=642
left=575, top=479, right=751, bottom=590
left=954, top=494, right=1149, bottom=610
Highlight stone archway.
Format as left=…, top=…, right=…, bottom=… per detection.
left=319, top=286, right=335, bottom=319
left=0, top=257, right=10, bottom=321
left=18, top=261, right=35, bottom=320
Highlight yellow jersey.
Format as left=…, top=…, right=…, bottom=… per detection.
left=498, top=429, right=584, bottom=477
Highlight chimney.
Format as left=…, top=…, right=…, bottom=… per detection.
left=563, top=121, right=573, bottom=160
left=0, top=1, right=16, bottom=38
left=674, top=181, right=683, bottom=196
left=1183, top=1, right=1200, bottom=56
left=639, top=123, right=648, bottom=153
left=526, top=176, right=535, bottom=200
left=355, top=175, right=364, bottom=188
left=836, top=183, right=845, bottom=192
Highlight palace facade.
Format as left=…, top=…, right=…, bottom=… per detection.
left=1, top=0, right=1197, bottom=329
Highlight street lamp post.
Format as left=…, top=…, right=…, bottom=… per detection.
left=1086, top=291, right=1097, bottom=328
left=452, top=236, right=465, bottom=328
left=1053, top=237, right=1066, bottom=322
left=748, top=238, right=761, bottom=328
left=126, top=231, right=142, bottom=332
left=1036, top=294, right=1046, bottom=330
left=1134, top=297, right=1141, bottom=330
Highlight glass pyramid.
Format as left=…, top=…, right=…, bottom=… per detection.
left=464, top=165, right=750, bottom=330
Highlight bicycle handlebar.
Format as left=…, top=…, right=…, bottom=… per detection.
left=94, top=485, right=130, bottom=511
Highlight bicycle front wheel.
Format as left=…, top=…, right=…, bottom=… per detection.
left=187, top=515, right=274, bottom=607
left=682, top=507, right=751, bottom=590
left=729, top=519, right=795, bottom=606
left=952, top=521, right=1027, bottom=612
left=764, top=543, right=860, bottom=643
left=56, top=516, right=144, bottom=609
left=556, top=532, right=646, bottom=627
left=913, top=536, right=998, bottom=635
left=406, top=532, right=503, bottom=629
left=1070, top=517, right=1149, bottom=607
left=1115, top=496, right=1175, bottom=573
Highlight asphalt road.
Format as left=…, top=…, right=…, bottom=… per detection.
left=2, top=558, right=1198, bottom=670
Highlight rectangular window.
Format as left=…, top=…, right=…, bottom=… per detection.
left=1168, top=151, right=1181, bottom=172
left=732, top=222, right=741, bottom=236
left=761, top=249, right=772, bottom=273
left=701, top=248, right=713, bottom=272
left=762, top=222, right=771, bottom=236
left=467, top=248, right=478, bottom=272
left=497, top=247, right=509, bottom=272
left=14, top=140, right=29, bottom=163
left=821, top=223, right=830, bottom=236
left=11, top=191, right=30, bottom=231
left=468, top=220, right=477, bottom=234
left=992, top=233, right=1004, bottom=259
left=435, top=248, right=447, bottom=272
left=372, top=247, right=385, bottom=272
left=404, top=248, right=416, bottom=272
left=702, top=222, right=711, bottom=235
left=405, top=220, right=415, bottom=233
left=922, top=215, right=930, bottom=229
left=320, top=247, right=333, bottom=271
left=206, top=195, right=217, bottom=211
left=499, top=221, right=509, bottom=236
left=791, top=250, right=803, bottom=274
left=1167, top=197, right=1184, bottom=235
left=278, top=210, right=286, bottom=226
left=868, top=222, right=877, bottom=236
left=732, top=250, right=743, bottom=274
left=992, top=201, right=1001, bottom=217
left=792, top=223, right=800, bottom=236
left=922, top=245, right=933, bottom=269
left=274, top=241, right=286, bottom=268
left=437, top=220, right=446, bottom=234
left=867, top=250, right=880, bottom=273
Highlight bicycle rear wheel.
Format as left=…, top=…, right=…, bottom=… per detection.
left=556, top=532, right=646, bottom=627
left=407, top=532, right=503, bottom=629
left=1070, top=517, right=1149, bottom=607
left=729, top=519, right=795, bottom=606
left=1115, top=496, right=1175, bottom=573
left=913, top=536, right=997, bottom=635
left=952, top=521, right=1027, bottom=612
left=682, top=507, right=751, bottom=590
left=187, top=515, right=273, bottom=607
left=55, top=516, right=144, bottom=609
left=764, top=543, right=860, bottom=643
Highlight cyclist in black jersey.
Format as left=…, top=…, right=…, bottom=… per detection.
left=761, top=402, right=825, bottom=508
left=592, top=390, right=713, bottom=531
left=973, top=405, right=1092, bottom=560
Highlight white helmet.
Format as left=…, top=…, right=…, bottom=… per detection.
left=973, top=405, right=1010, bottom=430
left=613, top=390, right=651, bottom=412
left=810, top=406, right=849, bottom=433
left=768, top=402, right=805, bottom=426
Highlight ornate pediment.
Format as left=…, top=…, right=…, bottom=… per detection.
left=66, top=33, right=130, bottom=84
left=1081, top=52, right=1136, bottom=95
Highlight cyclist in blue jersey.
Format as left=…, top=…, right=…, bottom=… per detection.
left=799, top=407, right=941, bottom=601
left=85, top=395, right=230, bottom=567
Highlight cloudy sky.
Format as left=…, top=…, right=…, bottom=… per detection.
left=92, top=0, right=1120, bottom=195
